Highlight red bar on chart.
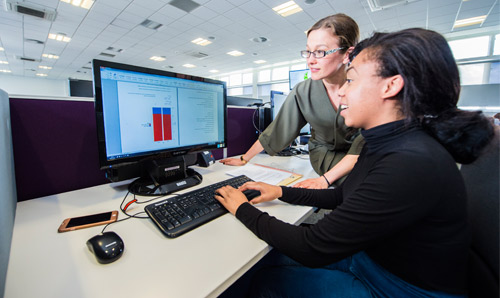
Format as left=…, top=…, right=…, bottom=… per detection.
left=153, top=107, right=163, bottom=142
left=163, top=107, right=172, bottom=141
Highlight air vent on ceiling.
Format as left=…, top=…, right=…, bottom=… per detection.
left=82, top=66, right=92, bottom=70
left=367, top=0, right=420, bottom=12
left=25, top=38, right=45, bottom=45
left=185, top=51, right=209, bottom=59
left=140, top=19, right=163, bottom=30
left=6, top=0, right=57, bottom=21
left=169, top=0, right=200, bottom=13
left=16, top=56, right=41, bottom=62
left=99, top=52, right=115, bottom=58
left=106, top=47, right=123, bottom=53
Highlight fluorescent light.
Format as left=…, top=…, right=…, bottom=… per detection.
left=0, top=47, right=4, bottom=51
left=60, top=0, right=94, bottom=9
left=192, top=38, right=212, bottom=46
left=150, top=56, right=166, bottom=62
left=42, top=54, right=59, bottom=59
left=36, top=73, right=48, bottom=77
left=0, top=70, right=11, bottom=73
left=273, top=1, right=302, bottom=17
left=39, top=65, right=52, bottom=69
left=254, top=60, right=266, bottom=64
left=209, top=70, right=219, bottom=73
left=183, top=64, right=196, bottom=68
left=227, top=50, right=244, bottom=56
left=48, top=33, right=71, bottom=42
left=0, top=61, right=8, bottom=64
left=453, top=15, right=487, bottom=28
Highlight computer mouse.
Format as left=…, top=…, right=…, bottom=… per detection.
left=86, top=231, right=124, bottom=264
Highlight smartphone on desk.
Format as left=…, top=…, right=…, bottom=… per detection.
left=58, top=211, right=118, bottom=233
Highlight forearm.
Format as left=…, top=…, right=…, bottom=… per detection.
left=241, top=140, right=264, bottom=162
left=323, top=154, right=359, bottom=185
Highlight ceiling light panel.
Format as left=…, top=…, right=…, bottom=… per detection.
left=42, top=54, right=59, bottom=59
left=227, top=50, right=244, bottom=56
left=48, top=33, right=71, bottom=42
left=183, top=64, right=196, bottom=68
left=254, top=60, right=266, bottom=64
left=453, top=15, right=487, bottom=28
left=150, top=56, right=166, bottom=61
left=60, top=0, right=95, bottom=9
left=273, top=1, right=303, bottom=17
left=192, top=38, right=212, bottom=46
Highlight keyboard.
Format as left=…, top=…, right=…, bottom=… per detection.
left=144, top=175, right=259, bottom=238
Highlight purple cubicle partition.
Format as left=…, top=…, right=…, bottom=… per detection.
left=9, top=98, right=260, bottom=201
left=10, top=98, right=109, bottom=201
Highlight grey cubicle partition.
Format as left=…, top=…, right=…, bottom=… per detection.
left=0, top=89, right=16, bottom=298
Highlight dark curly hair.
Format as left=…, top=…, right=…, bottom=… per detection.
left=354, top=28, right=494, bottom=164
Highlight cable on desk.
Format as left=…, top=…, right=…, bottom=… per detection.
left=100, top=191, right=174, bottom=233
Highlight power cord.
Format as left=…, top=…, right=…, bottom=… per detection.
left=100, top=190, right=178, bottom=233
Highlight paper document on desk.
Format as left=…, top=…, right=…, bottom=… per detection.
left=226, top=163, right=302, bottom=186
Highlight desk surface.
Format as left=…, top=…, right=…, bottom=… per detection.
left=5, top=154, right=317, bottom=298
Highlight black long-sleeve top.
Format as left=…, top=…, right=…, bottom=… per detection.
left=235, top=120, right=468, bottom=294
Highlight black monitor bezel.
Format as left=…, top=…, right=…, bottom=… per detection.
left=92, top=59, right=227, bottom=170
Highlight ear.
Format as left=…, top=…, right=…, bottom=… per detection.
left=381, top=74, right=404, bottom=99
left=342, top=46, right=355, bottom=65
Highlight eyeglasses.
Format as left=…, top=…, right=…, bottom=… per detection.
left=300, top=47, right=345, bottom=59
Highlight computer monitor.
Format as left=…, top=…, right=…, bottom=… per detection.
left=289, top=69, right=311, bottom=90
left=92, top=59, right=227, bottom=196
left=270, top=90, right=310, bottom=135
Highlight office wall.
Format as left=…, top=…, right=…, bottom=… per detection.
left=0, top=89, right=16, bottom=298
left=0, top=74, right=69, bottom=97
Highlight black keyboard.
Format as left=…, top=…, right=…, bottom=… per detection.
left=145, top=175, right=259, bottom=238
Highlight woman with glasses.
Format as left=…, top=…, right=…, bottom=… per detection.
left=215, top=28, right=495, bottom=297
left=220, top=13, right=364, bottom=189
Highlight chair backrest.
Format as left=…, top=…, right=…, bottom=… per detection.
left=461, top=127, right=499, bottom=298
left=0, top=89, right=17, bottom=298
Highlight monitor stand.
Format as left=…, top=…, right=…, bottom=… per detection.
left=128, top=156, right=202, bottom=196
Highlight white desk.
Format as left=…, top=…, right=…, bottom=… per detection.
left=5, top=154, right=317, bottom=298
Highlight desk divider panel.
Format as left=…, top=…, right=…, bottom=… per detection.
left=10, top=99, right=261, bottom=201
left=10, top=98, right=108, bottom=201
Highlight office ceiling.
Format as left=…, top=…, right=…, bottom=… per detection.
left=0, top=0, right=498, bottom=81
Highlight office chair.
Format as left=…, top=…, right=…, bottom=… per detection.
left=460, top=126, right=499, bottom=298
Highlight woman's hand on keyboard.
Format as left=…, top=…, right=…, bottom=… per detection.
left=294, top=177, right=329, bottom=189
left=214, top=186, right=249, bottom=215
left=239, top=182, right=282, bottom=205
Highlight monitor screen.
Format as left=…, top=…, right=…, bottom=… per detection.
left=93, top=59, right=227, bottom=170
left=289, top=69, right=311, bottom=90
left=270, top=90, right=310, bottom=135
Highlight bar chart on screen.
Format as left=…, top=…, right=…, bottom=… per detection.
left=153, top=107, right=173, bottom=142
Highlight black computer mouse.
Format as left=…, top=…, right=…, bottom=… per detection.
left=86, top=231, right=124, bottom=264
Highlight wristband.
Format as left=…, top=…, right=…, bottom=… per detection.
left=240, top=155, right=248, bottom=164
left=322, top=175, right=331, bottom=186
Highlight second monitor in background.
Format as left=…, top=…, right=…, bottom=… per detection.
left=270, top=90, right=311, bottom=136
left=289, top=69, right=311, bottom=90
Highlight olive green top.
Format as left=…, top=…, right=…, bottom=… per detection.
left=259, top=79, right=365, bottom=176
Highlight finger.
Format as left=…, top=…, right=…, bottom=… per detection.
left=239, top=181, right=257, bottom=191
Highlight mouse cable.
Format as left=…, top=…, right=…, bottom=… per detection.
left=101, top=215, right=139, bottom=234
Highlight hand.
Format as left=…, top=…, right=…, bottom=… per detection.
left=214, top=185, right=249, bottom=215
left=239, top=182, right=282, bottom=205
left=293, top=177, right=329, bottom=189
left=219, top=157, right=246, bottom=166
